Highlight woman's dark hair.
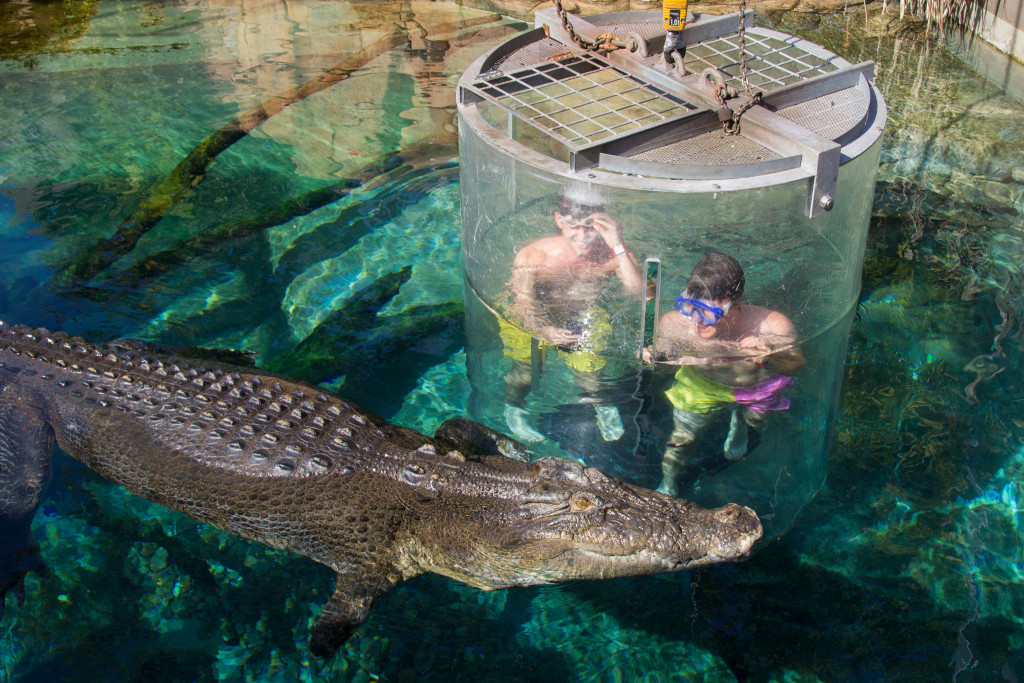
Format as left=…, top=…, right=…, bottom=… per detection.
left=686, top=252, right=745, bottom=302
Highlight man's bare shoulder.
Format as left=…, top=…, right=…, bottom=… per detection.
left=743, top=304, right=796, bottom=339
left=514, top=236, right=569, bottom=266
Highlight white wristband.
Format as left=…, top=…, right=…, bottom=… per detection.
left=612, top=244, right=626, bottom=256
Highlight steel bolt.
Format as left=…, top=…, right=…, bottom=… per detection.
left=819, top=194, right=834, bottom=211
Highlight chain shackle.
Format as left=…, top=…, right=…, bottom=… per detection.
left=718, top=0, right=760, bottom=134
left=552, top=0, right=622, bottom=53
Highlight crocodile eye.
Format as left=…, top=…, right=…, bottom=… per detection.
left=573, top=497, right=594, bottom=511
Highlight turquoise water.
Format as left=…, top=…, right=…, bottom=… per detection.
left=2, top=1, right=1023, bottom=680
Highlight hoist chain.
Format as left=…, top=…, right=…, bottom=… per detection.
left=717, top=0, right=761, bottom=134
left=736, top=0, right=753, bottom=95
left=550, top=0, right=759, bottom=134
left=552, top=0, right=624, bottom=53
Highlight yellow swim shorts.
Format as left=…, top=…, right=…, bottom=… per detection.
left=497, top=313, right=611, bottom=374
left=664, top=365, right=736, bottom=414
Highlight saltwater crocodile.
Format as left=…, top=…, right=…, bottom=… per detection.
left=0, top=321, right=762, bottom=657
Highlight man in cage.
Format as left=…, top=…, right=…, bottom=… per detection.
left=499, top=185, right=647, bottom=444
left=644, top=251, right=806, bottom=496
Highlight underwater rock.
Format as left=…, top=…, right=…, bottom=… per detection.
left=0, top=321, right=762, bottom=659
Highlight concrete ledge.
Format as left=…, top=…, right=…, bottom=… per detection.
left=946, top=28, right=1024, bottom=105
left=976, top=2, right=1024, bottom=62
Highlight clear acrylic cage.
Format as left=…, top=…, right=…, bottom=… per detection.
left=458, top=9, right=886, bottom=537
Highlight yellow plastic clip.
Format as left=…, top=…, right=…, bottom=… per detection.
left=662, top=0, right=688, bottom=31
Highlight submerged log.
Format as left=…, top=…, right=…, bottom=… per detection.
left=274, top=299, right=465, bottom=387
left=55, top=30, right=409, bottom=287
left=262, top=267, right=413, bottom=382
left=110, top=164, right=458, bottom=362
left=263, top=266, right=464, bottom=386
left=103, top=146, right=456, bottom=291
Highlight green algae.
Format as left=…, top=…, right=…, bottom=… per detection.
left=0, top=0, right=97, bottom=64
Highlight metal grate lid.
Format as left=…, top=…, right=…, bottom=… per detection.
left=486, top=36, right=582, bottom=74
left=772, top=85, right=868, bottom=143
left=458, top=9, right=883, bottom=217
left=634, top=129, right=782, bottom=166
left=681, top=32, right=840, bottom=91
left=473, top=52, right=698, bottom=149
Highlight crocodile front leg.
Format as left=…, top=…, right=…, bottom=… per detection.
left=309, top=568, right=397, bottom=658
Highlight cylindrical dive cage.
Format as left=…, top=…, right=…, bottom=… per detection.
left=457, top=9, right=886, bottom=537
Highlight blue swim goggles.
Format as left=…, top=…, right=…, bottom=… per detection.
left=675, top=295, right=731, bottom=325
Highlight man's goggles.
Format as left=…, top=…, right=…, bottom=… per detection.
left=675, top=295, right=730, bottom=325
left=558, top=204, right=604, bottom=222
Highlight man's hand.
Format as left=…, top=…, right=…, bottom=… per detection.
left=740, top=336, right=771, bottom=365
left=589, top=212, right=624, bottom=251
